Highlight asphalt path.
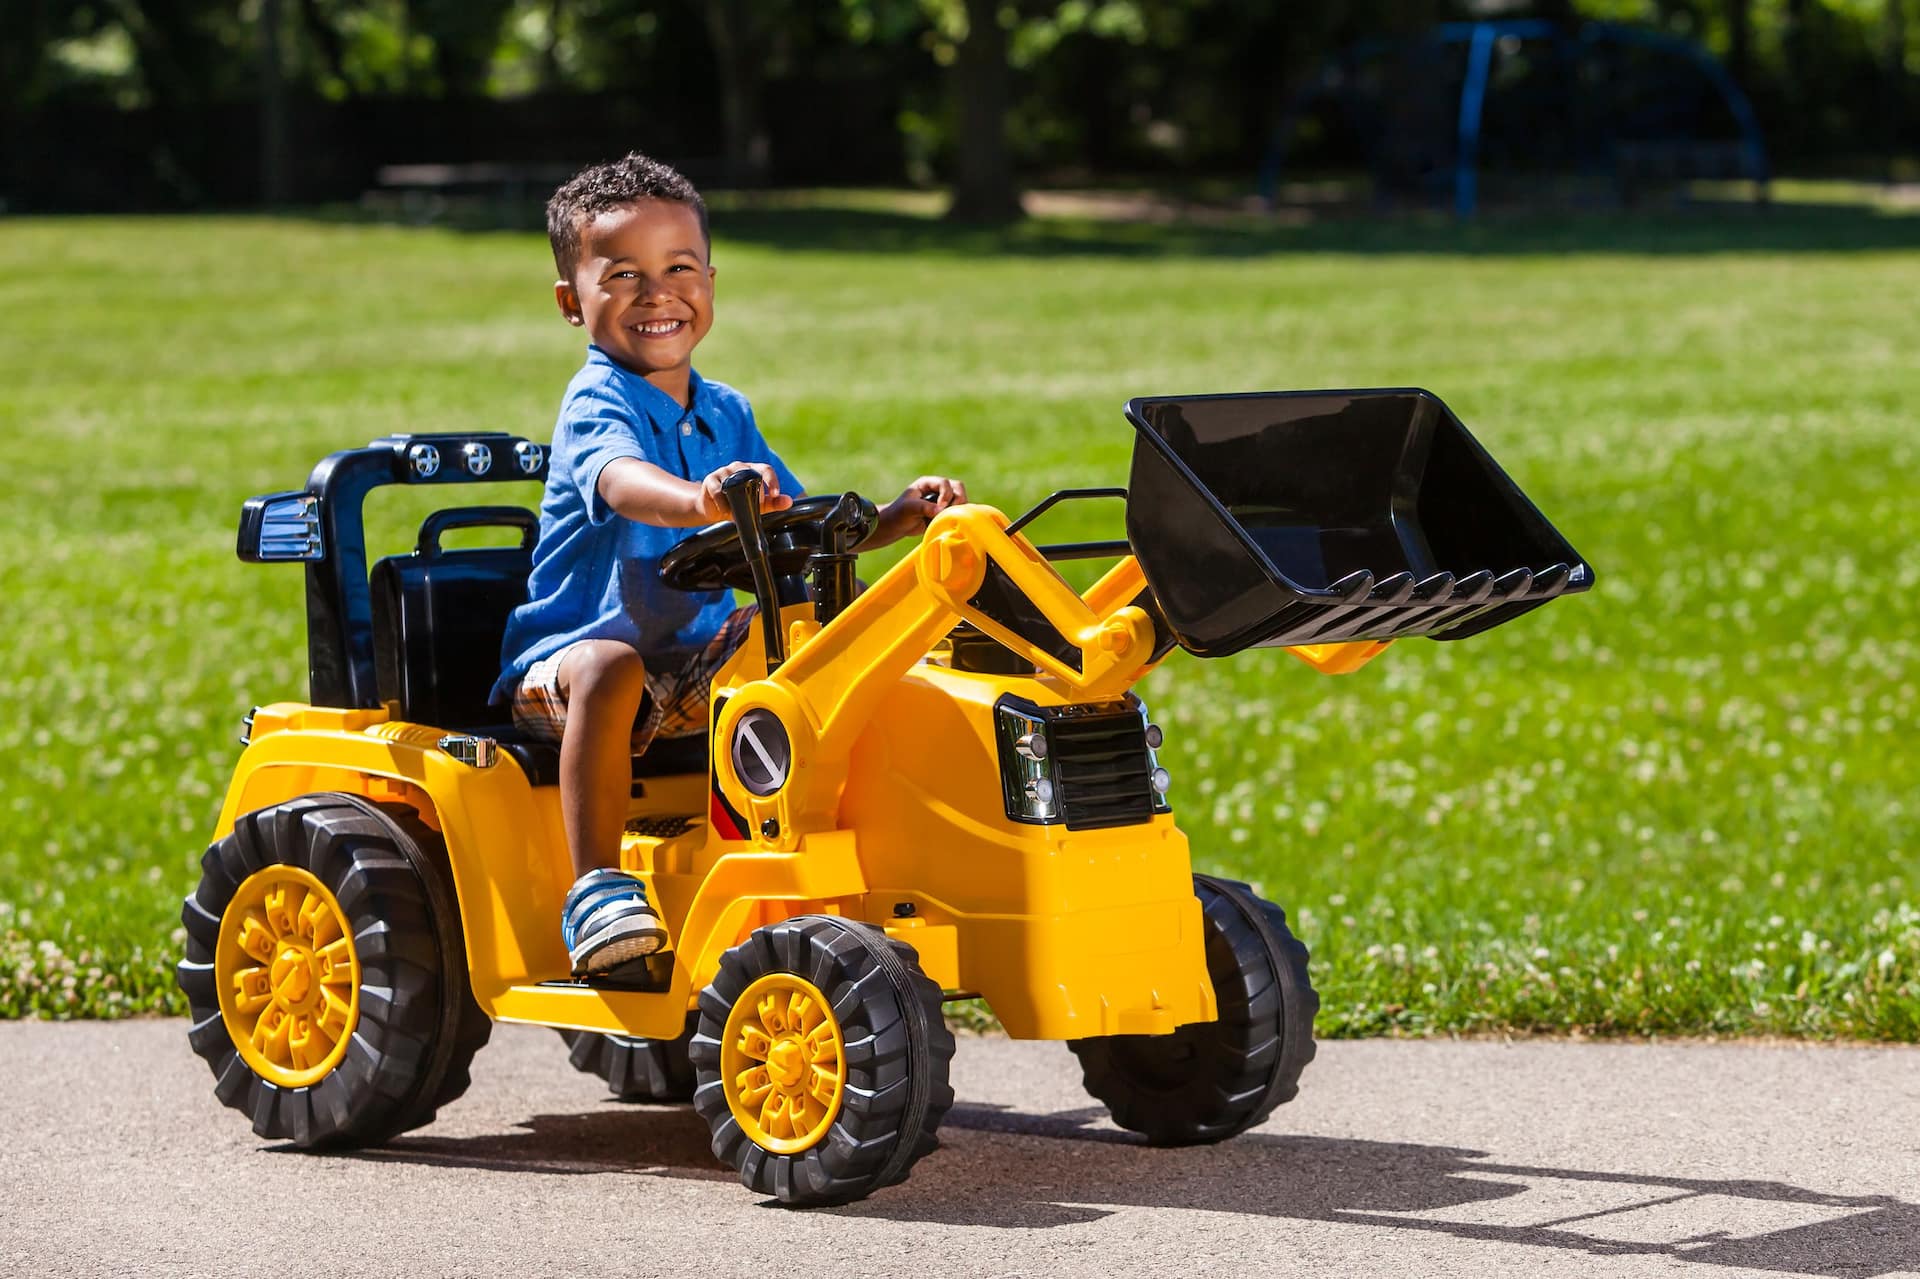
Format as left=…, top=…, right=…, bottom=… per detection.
left=1, top=1020, right=1916, bottom=1278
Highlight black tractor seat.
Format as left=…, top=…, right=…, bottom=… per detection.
left=369, top=506, right=713, bottom=787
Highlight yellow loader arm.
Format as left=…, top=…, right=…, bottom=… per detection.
left=711, top=503, right=1162, bottom=847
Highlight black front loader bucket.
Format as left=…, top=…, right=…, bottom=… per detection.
left=1125, top=389, right=1593, bottom=659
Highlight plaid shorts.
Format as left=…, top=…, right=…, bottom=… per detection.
left=509, top=607, right=756, bottom=754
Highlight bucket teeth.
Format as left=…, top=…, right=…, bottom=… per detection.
left=1531, top=563, right=1571, bottom=592
left=1453, top=569, right=1495, bottom=605
left=1491, top=567, right=1534, bottom=598
left=1329, top=569, right=1375, bottom=601
left=1369, top=571, right=1416, bottom=603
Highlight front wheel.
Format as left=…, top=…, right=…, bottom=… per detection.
left=1069, top=874, right=1317, bottom=1145
left=689, top=916, right=955, bottom=1206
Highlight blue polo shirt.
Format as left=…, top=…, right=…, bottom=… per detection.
left=491, top=346, right=801, bottom=703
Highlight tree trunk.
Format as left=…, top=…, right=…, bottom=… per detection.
left=945, top=0, right=1023, bottom=224
left=114, top=0, right=206, bottom=203
left=1784, top=0, right=1810, bottom=90
left=259, top=0, right=291, bottom=204
left=541, top=0, right=567, bottom=91
left=296, top=0, right=351, bottom=91
left=0, top=0, right=51, bottom=211
left=1887, top=0, right=1910, bottom=170
left=702, top=0, right=771, bottom=187
left=1725, top=0, right=1751, bottom=87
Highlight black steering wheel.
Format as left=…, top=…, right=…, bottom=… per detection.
left=658, top=492, right=878, bottom=593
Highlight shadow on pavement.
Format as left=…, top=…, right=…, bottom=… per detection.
left=848, top=1103, right=1919, bottom=1277
left=333, top=1104, right=732, bottom=1182
left=330, top=1097, right=1918, bottom=1275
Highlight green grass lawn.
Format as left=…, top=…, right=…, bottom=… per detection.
left=1, top=196, right=1915, bottom=1036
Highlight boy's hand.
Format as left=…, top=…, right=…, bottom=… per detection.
left=698, top=462, right=793, bottom=523
left=872, top=475, right=967, bottom=547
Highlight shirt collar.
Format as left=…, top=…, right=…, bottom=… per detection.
left=585, top=345, right=712, bottom=433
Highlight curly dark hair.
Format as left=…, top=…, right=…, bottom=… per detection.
left=546, top=152, right=709, bottom=279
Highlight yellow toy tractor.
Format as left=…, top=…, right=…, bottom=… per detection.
left=178, top=389, right=1591, bottom=1205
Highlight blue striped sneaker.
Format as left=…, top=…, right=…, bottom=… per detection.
left=563, top=868, right=669, bottom=977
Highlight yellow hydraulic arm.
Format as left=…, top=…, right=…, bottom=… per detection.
left=710, top=503, right=1159, bottom=846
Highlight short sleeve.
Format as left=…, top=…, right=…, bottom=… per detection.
left=560, top=393, right=648, bottom=526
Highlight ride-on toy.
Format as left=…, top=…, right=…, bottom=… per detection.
left=178, top=389, right=1591, bottom=1205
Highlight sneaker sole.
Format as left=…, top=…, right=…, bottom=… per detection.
left=572, top=926, right=669, bottom=977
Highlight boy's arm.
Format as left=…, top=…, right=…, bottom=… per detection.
left=597, top=457, right=793, bottom=528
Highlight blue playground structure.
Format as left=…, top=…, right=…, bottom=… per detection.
left=1260, top=21, right=1770, bottom=217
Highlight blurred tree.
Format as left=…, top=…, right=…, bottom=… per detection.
left=293, top=0, right=352, bottom=89
left=104, top=0, right=254, bottom=200
left=947, top=0, right=1022, bottom=219
left=841, top=0, right=1193, bottom=222
left=0, top=0, right=67, bottom=203
left=1, top=0, right=59, bottom=114
left=278, top=0, right=398, bottom=96
left=1726, top=0, right=1753, bottom=83
left=1884, top=0, right=1910, bottom=156
left=108, top=0, right=253, bottom=104
left=406, top=0, right=516, bottom=94
left=526, top=0, right=661, bottom=93
left=697, top=0, right=787, bottom=186
left=259, top=0, right=289, bottom=201
left=4, top=0, right=1915, bottom=210
left=1785, top=0, right=1811, bottom=89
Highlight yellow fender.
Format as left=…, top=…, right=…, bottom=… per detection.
left=215, top=706, right=867, bottom=1041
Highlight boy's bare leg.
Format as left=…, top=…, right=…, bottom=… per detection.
left=556, top=640, right=647, bottom=877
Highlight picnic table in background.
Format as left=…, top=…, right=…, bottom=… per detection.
left=366, top=163, right=580, bottom=223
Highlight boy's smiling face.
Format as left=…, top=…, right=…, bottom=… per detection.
left=555, top=199, right=714, bottom=395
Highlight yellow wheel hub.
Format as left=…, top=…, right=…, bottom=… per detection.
left=719, top=972, right=847, bottom=1154
left=214, top=865, right=359, bottom=1088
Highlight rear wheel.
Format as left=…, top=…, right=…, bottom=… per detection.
left=1069, top=874, right=1316, bottom=1145
left=559, top=1015, right=698, bottom=1102
left=176, top=793, right=491, bottom=1147
left=689, top=916, right=954, bottom=1206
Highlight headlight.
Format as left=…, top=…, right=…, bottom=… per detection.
left=996, top=702, right=1060, bottom=822
left=1137, top=699, right=1172, bottom=815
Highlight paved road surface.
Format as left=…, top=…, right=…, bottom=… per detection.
left=1, top=1021, right=1916, bottom=1278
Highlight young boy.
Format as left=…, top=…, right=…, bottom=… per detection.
left=492, top=153, right=965, bottom=979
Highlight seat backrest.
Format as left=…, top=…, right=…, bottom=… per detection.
left=371, top=507, right=536, bottom=729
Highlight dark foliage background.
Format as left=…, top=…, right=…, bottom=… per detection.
left=3, top=0, right=1914, bottom=216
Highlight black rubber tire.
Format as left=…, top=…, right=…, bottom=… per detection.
left=176, top=794, right=492, bottom=1148
left=558, top=1013, right=699, bottom=1102
left=689, top=916, right=955, bottom=1207
left=1069, top=874, right=1317, bottom=1146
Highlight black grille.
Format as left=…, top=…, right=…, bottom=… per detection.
left=1048, top=709, right=1155, bottom=831
left=624, top=814, right=695, bottom=838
